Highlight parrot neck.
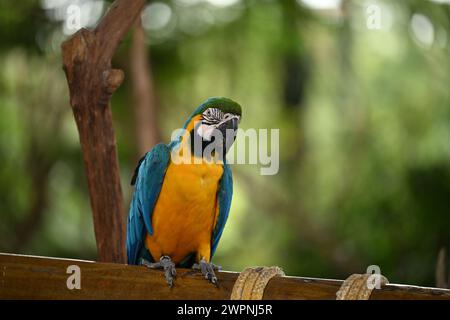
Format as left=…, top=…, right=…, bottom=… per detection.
left=173, top=114, right=225, bottom=165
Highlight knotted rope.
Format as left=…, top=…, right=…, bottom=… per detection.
left=336, top=273, right=389, bottom=300
left=231, top=266, right=285, bottom=300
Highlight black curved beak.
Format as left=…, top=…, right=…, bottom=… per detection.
left=217, top=117, right=239, bottom=158
left=218, top=117, right=238, bottom=133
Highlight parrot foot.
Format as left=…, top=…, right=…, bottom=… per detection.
left=192, top=258, right=220, bottom=286
left=140, top=256, right=177, bottom=288
left=192, top=261, right=222, bottom=271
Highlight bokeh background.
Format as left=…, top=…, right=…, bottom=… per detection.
left=1, top=0, right=449, bottom=287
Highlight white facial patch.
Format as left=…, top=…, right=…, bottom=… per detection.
left=197, top=123, right=216, bottom=141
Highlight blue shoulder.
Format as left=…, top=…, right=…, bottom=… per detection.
left=126, top=143, right=171, bottom=264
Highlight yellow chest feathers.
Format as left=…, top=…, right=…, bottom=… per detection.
left=145, top=159, right=224, bottom=263
left=164, top=160, right=224, bottom=199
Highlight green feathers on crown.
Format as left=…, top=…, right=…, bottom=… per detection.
left=180, top=97, right=242, bottom=130
left=193, top=97, right=242, bottom=117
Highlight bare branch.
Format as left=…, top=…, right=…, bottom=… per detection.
left=61, top=0, right=146, bottom=263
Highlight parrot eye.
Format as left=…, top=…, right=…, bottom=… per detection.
left=203, top=108, right=223, bottom=125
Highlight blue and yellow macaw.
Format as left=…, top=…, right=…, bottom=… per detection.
left=126, top=97, right=241, bottom=287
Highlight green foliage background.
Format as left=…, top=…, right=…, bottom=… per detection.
left=1, top=0, right=449, bottom=286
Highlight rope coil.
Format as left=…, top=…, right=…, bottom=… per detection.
left=231, top=266, right=285, bottom=300
left=336, top=273, right=389, bottom=300
left=231, top=267, right=387, bottom=300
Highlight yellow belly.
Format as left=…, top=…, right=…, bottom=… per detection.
left=145, top=159, right=223, bottom=264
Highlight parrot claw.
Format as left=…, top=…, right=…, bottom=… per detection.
left=192, top=258, right=220, bottom=286
left=140, top=256, right=176, bottom=288
left=192, top=261, right=222, bottom=271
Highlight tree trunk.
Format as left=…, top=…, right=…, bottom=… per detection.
left=61, top=0, right=146, bottom=263
left=131, top=18, right=161, bottom=155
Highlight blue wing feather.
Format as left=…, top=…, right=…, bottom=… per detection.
left=127, top=142, right=233, bottom=263
left=211, top=162, right=233, bottom=258
left=126, top=143, right=171, bottom=265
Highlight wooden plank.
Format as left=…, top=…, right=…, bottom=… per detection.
left=1, top=253, right=449, bottom=300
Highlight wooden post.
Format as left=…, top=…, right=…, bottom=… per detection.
left=61, top=0, right=146, bottom=263
left=1, top=254, right=450, bottom=300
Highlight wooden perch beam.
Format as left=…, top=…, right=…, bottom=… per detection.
left=1, top=254, right=450, bottom=300
left=61, top=0, right=146, bottom=263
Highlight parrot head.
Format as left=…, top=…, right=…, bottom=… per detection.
left=184, top=97, right=241, bottom=161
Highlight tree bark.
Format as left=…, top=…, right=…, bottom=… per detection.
left=436, top=248, right=448, bottom=288
left=131, top=17, right=161, bottom=155
left=61, top=0, right=146, bottom=263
